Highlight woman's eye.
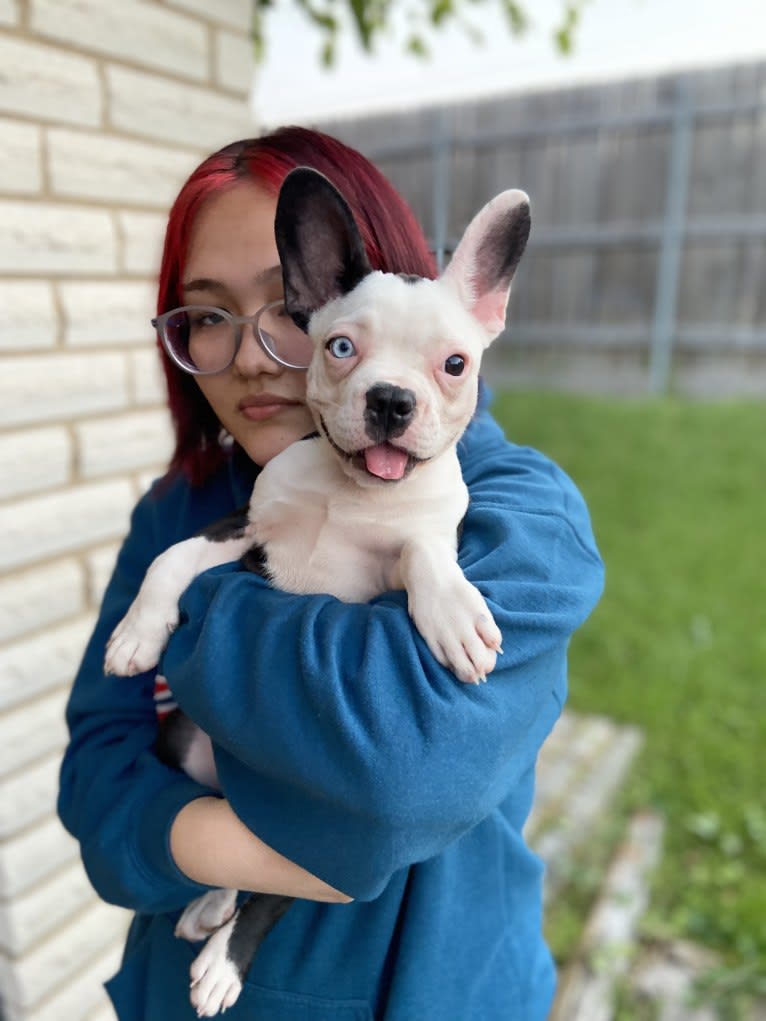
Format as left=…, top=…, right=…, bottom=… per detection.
left=444, top=354, right=465, bottom=376
left=193, top=310, right=226, bottom=328
left=327, top=336, right=356, bottom=359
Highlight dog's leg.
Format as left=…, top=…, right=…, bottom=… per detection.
left=104, top=519, right=257, bottom=678
left=190, top=894, right=294, bottom=1017
left=175, top=887, right=239, bottom=942
left=156, top=707, right=220, bottom=788
left=397, top=537, right=503, bottom=684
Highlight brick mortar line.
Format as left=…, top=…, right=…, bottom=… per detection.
left=0, top=403, right=168, bottom=433
left=0, top=192, right=193, bottom=213
left=0, top=343, right=158, bottom=359
left=14, top=20, right=228, bottom=90
left=95, top=54, right=110, bottom=134
left=0, top=898, right=127, bottom=987
left=49, top=280, right=65, bottom=348
left=0, top=473, right=164, bottom=515
left=1, top=110, right=222, bottom=156
left=0, top=739, right=70, bottom=793
left=68, top=419, right=82, bottom=485
left=112, top=207, right=128, bottom=276
left=0, top=858, right=88, bottom=925
left=0, top=274, right=159, bottom=287
left=0, top=680, right=75, bottom=721
left=35, top=119, right=49, bottom=198
left=2, top=931, right=128, bottom=1017
left=0, top=742, right=72, bottom=789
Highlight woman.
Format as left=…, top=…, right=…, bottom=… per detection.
left=58, top=126, right=604, bottom=1020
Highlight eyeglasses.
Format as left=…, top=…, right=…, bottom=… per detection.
left=152, top=300, right=313, bottom=375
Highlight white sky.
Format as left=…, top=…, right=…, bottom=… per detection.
left=253, top=0, right=766, bottom=124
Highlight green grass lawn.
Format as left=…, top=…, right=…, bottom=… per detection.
left=491, top=391, right=766, bottom=996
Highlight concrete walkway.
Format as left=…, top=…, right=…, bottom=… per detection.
left=533, top=711, right=766, bottom=1021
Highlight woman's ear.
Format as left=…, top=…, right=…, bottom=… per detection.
left=275, top=168, right=372, bottom=331
left=441, top=190, right=531, bottom=341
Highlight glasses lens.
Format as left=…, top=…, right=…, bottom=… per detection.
left=258, top=302, right=313, bottom=368
left=162, top=307, right=236, bottom=374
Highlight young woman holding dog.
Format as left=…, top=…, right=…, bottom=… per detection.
left=59, top=126, right=604, bottom=1020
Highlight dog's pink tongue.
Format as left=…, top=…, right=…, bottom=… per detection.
left=364, top=443, right=409, bottom=480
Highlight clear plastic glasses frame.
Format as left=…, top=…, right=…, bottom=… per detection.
left=152, top=300, right=311, bottom=375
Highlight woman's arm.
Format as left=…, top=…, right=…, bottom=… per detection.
left=170, top=797, right=351, bottom=901
left=59, top=476, right=347, bottom=912
left=160, top=409, right=605, bottom=902
left=58, top=486, right=217, bottom=913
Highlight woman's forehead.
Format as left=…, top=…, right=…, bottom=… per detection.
left=185, top=181, right=280, bottom=286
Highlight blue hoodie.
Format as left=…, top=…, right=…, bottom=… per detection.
left=58, top=407, right=603, bottom=1021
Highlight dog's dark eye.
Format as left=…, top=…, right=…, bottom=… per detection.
left=444, top=355, right=465, bottom=376
left=327, top=336, right=356, bottom=359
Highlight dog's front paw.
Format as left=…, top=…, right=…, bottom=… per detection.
left=104, top=603, right=178, bottom=677
left=412, top=579, right=503, bottom=685
left=190, top=917, right=243, bottom=1017
left=176, top=889, right=238, bottom=942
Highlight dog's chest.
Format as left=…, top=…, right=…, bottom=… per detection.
left=248, top=439, right=466, bottom=602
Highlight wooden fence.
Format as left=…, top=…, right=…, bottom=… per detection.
left=319, top=60, right=766, bottom=397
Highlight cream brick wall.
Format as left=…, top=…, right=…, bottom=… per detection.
left=0, top=3, right=255, bottom=1018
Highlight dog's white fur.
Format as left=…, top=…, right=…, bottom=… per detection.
left=104, top=173, right=530, bottom=1016
left=106, top=186, right=529, bottom=687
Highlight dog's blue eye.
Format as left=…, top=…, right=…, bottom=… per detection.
left=327, top=336, right=356, bottom=359
left=444, top=355, right=465, bottom=376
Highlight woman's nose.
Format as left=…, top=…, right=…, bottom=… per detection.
left=232, top=321, right=281, bottom=377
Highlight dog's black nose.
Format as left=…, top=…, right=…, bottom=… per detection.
left=365, top=383, right=416, bottom=441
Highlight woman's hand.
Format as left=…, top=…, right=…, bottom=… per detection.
left=170, top=796, right=352, bottom=903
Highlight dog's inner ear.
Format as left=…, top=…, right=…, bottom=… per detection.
left=443, top=190, right=531, bottom=340
left=275, top=168, right=372, bottom=332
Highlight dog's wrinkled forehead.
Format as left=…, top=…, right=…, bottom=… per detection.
left=309, top=271, right=487, bottom=360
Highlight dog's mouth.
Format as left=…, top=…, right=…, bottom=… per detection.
left=318, top=416, right=421, bottom=482
left=353, top=442, right=417, bottom=481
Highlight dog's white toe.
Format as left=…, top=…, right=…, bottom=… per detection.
left=103, top=610, right=176, bottom=676
left=190, top=919, right=243, bottom=1017
left=176, top=889, right=238, bottom=942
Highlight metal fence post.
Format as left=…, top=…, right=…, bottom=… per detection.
left=649, top=78, right=695, bottom=395
left=431, top=108, right=451, bottom=271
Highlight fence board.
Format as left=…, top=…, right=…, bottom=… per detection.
left=320, top=59, right=766, bottom=395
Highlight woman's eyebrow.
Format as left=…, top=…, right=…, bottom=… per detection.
left=183, top=277, right=226, bottom=294
left=182, top=265, right=282, bottom=294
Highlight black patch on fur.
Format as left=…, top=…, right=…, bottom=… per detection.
left=275, top=168, right=371, bottom=332
left=226, top=894, right=295, bottom=980
left=155, top=708, right=196, bottom=772
left=457, top=513, right=466, bottom=547
left=240, top=542, right=268, bottom=576
left=364, top=383, right=416, bottom=442
left=397, top=273, right=422, bottom=284
left=299, top=430, right=320, bottom=441
left=476, top=201, right=531, bottom=291
left=200, top=505, right=250, bottom=542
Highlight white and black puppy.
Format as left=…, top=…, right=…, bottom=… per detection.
left=105, top=168, right=530, bottom=1016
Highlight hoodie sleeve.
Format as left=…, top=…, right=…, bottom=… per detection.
left=160, top=410, right=605, bottom=901
left=58, top=484, right=218, bottom=914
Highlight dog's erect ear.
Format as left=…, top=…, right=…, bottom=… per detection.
left=441, top=189, right=531, bottom=340
left=275, top=167, right=372, bottom=331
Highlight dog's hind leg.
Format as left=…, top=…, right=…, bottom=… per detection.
left=175, top=887, right=239, bottom=942
left=189, top=894, right=294, bottom=1017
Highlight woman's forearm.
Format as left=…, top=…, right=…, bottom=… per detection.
left=170, top=797, right=352, bottom=903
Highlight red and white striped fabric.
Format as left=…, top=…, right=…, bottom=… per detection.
left=153, top=674, right=178, bottom=719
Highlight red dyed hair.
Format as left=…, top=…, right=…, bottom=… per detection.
left=157, top=126, right=437, bottom=485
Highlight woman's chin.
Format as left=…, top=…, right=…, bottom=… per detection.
left=235, top=415, right=315, bottom=467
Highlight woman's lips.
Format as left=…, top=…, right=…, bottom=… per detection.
left=238, top=394, right=301, bottom=422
